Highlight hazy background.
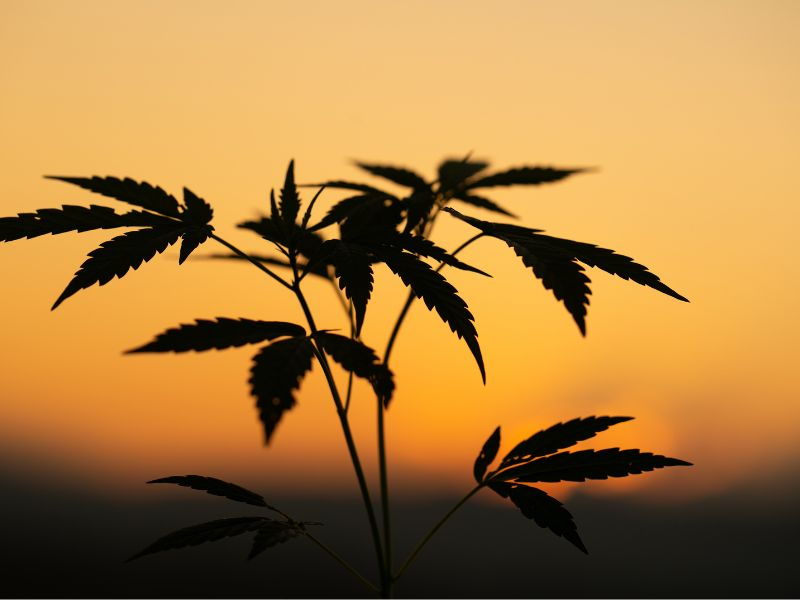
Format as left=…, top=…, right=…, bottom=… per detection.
left=1, top=0, right=798, bottom=596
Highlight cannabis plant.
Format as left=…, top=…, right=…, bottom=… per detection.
left=0, top=156, right=690, bottom=597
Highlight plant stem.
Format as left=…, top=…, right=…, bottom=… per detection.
left=393, top=485, right=483, bottom=580
left=209, top=234, right=293, bottom=291
left=377, top=394, right=391, bottom=596
left=304, top=531, right=379, bottom=593
left=377, top=232, right=486, bottom=592
left=291, top=272, right=388, bottom=593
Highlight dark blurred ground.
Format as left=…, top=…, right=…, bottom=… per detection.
left=1, top=469, right=798, bottom=598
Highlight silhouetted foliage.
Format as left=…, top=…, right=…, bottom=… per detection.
left=127, top=517, right=300, bottom=562
left=474, top=417, right=690, bottom=553
left=148, top=475, right=269, bottom=507
left=126, top=318, right=306, bottom=353
left=489, top=482, right=587, bottom=554
left=315, top=332, right=395, bottom=406
left=444, top=207, right=688, bottom=334
left=473, top=426, right=501, bottom=484
left=250, top=337, right=315, bottom=444
left=2, top=156, right=692, bottom=597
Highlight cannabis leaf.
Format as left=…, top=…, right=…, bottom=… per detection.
left=389, top=233, right=490, bottom=276
left=52, top=224, right=188, bottom=309
left=238, top=217, right=324, bottom=260
left=0, top=205, right=177, bottom=242
left=378, top=247, right=485, bottom=382
left=315, top=332, right=395, bottom=406
left=279, top=160, right=301, bottom=227
left=339, top=196, right=404, bottom=243
left=319, top=240, right=374, bottom=335
left=475, top=417, right=690, bottom=554
left=444, top=208, right=688, bottom=334
left=248, top=521, right=302, bottom=559
left=250, top=337, right=315, bottom=443
left=126, top=318, right=305, bottom=353
left=46, top=175, right=182, bottom=217
left=301, top=180, right=398, bottom=200
left=436, top=157, right=490, bottom=194
left=182, top=187, right=214, bottom=225
left=450, top=193, right=516, bottom=218
left=147, top=475, right=269, bottom=507
left=465, top=166, right=588, bottom=190
left=402, top=188, right=437, bottom=235
left=489, top=482, right=587, bottom=553
left=355, top=161, right=430, bottom=191
left=495, top=448, right=691, bottom=484
left=497, top=416, right=633, bottom=471
left=127, top=517, right=286, bottom=561
left=473, top=426, right=501, bottom=484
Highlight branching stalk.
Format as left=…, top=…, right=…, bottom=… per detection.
left=304, top=531, right=379, bottom=593
left=289, top=257, right=388, bottom=591
left=210, top=234, right=293, bottom=291
left=394, top=485, right=483, bottom=580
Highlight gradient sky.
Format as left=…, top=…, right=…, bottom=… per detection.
left=1, top=0, right=798, bottom=505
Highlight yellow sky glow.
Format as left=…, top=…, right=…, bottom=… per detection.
left=1, top=0, right=799, bottom=503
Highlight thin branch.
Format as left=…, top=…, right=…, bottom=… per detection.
left=209, top=234, right=293, bottom=291
left=394, top=485, right=483, bottom=580
left=303, top=531, right=378, bottom=593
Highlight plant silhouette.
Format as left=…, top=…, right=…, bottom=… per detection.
left=0, top=156, right=691, bottom=597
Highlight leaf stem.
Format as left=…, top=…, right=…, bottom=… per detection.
left=393, top=485, right=483, bottom=580
left=304, top=530, right=379, bottom=593
left=209, top=234, right=293, bottom=291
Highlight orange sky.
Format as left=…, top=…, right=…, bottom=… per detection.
left=1, top=0, right=799, bottom=504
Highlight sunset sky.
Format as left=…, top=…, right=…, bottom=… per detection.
left=1, top=0, right=798, bottom=511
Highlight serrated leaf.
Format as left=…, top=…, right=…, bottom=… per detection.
left=340, top=197, right=404, bottom=243
left=496, top=448, right=692, bottom=484
left=508, top=236, right=592, bottom=334
left=388, top=233, right=490, bottom=276
left=490, top=482, right=587, bottom=553
left=0, top=204, right=178, bottom=242
left=182, top=187, right=214, bottom=225
left=248, top=521, right=301, bottom=559
left=46, top=175, right=181, bottom=217
left=280, top=160, right=301, bottom=226
left=402, top=189, right=437, bottom=234
left=52, top=225, right=186, bottom=310
left=147, top=475, right=268, bottom=507
left=320, top=240, right=374, bottom=335
left=498, top=416, right=634, bottom=471
left=178, top=225, right=213, bottom=264
left=250, top=337, right=315, bottom=444
left=369, top=363, right=396, bottom=408
left=445, top=208, right=687, bottom=335
left=126, top=318, right=305, bottom=353
left=315, top=332, right=395, bottom=406
left=466, top=166, right=588, bottom=190
left=377, top=247, right=485, bottom=383
left=355, top=161, right=429, bottom=191
left=301, top=180, right=397, bottom=200
left=437, top=157, right=489, bottom=194
left=473, top=426, right=501, bottom=483
left=308, top=194, right=385, bottom=233
left=127, top=517, right=267, bottom=561
left=238, top=217, right=324, bottom=260
left=452, top=193, right=516, bottom=218
left=533, top=234, right=689, bottom=303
